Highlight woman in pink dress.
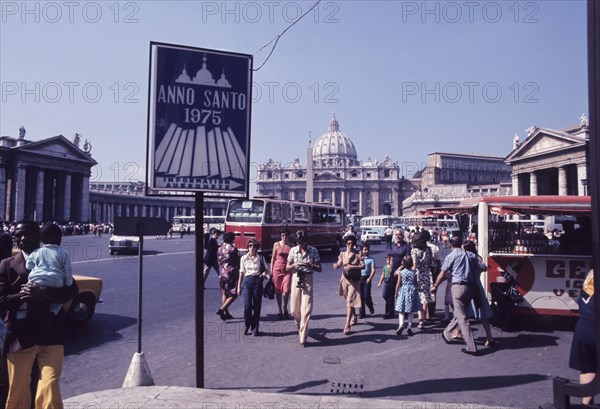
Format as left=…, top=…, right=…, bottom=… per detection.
left=271, top=228, right=292, bottom=319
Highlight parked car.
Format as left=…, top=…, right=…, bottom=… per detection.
left=65, top=274, right=103, bottom=325
left=108, top=235, right=139, bottom=255
left=361, top=230, right=382, bottom=245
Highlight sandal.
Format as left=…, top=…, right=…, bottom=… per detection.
left=344, top=324, right=351, bottom=335
left=485, top=339, right=495, bottom=347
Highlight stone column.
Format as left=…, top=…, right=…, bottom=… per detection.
left=577, top=164, right=587, bottom=196
left=359, top=190, right=363, bottom=215
left=341, top=189, right=345, bottom=210
left=81, top=175, right=90, bottom=222
left=558, top=166, right=568, bottom=196
left=512, top=173, right=519, bottom=196
left=318, top=190, right=323, bottom=203
left=14, top=165, right=26, bottom=221
left=35, top=169, right=44, bottom=222
left=373, top=188, right=380, bottom=214
left=0, top=167, right=6, bottom=222
left=530, top=171, right=538, bottom=196
left=63, top=174, right=72, bottom=222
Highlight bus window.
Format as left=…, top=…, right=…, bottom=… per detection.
left=226, top=200, right=264, bottom=223
left=313, top=206, right=327, bottom=224
left=293, top=205, right=310, bottom=224
left=328, top=209, right=342, bottom=224
left=265, top=202, right=282, bottom=224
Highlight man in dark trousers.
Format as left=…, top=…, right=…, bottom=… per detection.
left=0, top=220, right=78, bottom=408
left=385, top=228, right=411, bottom=318
left=203, top=228, right=221, bottom=287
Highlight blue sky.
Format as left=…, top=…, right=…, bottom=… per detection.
left=0, top=1, right=588, bottom=190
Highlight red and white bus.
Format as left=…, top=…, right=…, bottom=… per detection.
left=422, top=195, right=592, bottom=317
left=224, top=197, right=346, bottom=255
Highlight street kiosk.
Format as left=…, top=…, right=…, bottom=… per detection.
left=422, top=196, right=592, bottom=317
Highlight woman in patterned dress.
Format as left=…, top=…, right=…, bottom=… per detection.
left=394, top=255, right=420, bottom=335
left=216, top=232, right=241, bottom=321
left=271, top=227, right=292, bottom=319
left=412, top=232, right=435, bottom=329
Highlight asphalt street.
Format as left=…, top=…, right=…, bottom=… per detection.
left=60, top=234, right=580, bottom=406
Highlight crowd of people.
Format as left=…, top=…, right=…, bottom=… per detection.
left=2, top=221, right=113, bottom=239
left=206, top=224, right=501, bottom=354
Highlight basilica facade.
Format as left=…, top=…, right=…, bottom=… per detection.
left=256, top=114, right=414, bottom=216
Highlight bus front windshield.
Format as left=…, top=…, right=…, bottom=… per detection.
left=226, top=200, right=265, bottom=223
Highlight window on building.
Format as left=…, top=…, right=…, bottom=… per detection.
left=366, top=172, right=371, bottom=178
left=296, top=171, right=303, bottom=178
left=351, top=171, right=358, bottom=178
left=384, top=169, right=390, bottom=178
left=284, top=173, right=289, bottom=179
left=267, top=171, right=273, bottom=179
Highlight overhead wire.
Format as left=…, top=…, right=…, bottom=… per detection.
left=253, top=0, right=322, bottom=71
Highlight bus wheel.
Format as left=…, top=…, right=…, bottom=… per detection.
left=331, top=237, right=342, bottom=254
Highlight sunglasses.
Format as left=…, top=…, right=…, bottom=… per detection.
left=247, top=244, right=255, bottom=247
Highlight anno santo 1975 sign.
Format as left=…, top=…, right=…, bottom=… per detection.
left=147, top=42, right=253, bottom=196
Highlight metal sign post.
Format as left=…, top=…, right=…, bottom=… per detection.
left=145, top=42, right=253, bottom=389
left=115, top=217, right=171, bottom=387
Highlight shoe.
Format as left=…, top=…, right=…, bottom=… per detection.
left=368, top=306, right=375, bottom=315
left=278, top=312, right=283, bottom=320
left=217, top=309, right=226, bottom=321
left=407, top=328, right=414, bottom=336
left=418, top=321, right=424, bottom=329
left=344, top=324, right=351, bottom=335
left=461, top=348, right=479, bottom=356
left=350, top=316, right=357, bottom=325
left=224, top=312, right=234, bottom=320
left=284, top=311, right=290, bottom=320
left=396, top=326, right=405, bottom=336
left=244, top=326, right=250, bottom=336
left=441, top=332, right=455, bottom=344
left=300, top=342, right=306, bottom=348
left=485, top=339, right=495, bottom=347
left=252, top=330, right=260, bottom=337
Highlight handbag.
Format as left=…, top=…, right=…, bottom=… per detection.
left=263, top=278, right=275, bottom=300
left=343, top=268, right=362, bottom=282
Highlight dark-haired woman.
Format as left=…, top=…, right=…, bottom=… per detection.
left=271, top=228, right=292, bottom=319
left=333, top=235, right=364, bottom=335
left=240, top=238, right=268, bottom=336
left=411, top=232, right=434, bottom=329
left=216, top=232, right=241, bottom=321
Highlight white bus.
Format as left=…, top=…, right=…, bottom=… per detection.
left=172, top=215, right=225, bottom=234
left=172, top=215, right=195, bottom=234
left=359, top=215, right=400, bottom=239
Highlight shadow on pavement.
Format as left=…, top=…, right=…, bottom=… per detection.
left=366, top=374, right=549, bottom=398
left=65, top=313, right=137, bottom=355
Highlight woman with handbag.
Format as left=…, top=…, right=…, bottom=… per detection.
left=333, top=235, right=364, bottom=335
left=239, top=238, right=269, bottom=336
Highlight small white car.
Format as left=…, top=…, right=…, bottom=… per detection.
left=360, top=230, right=382, bottom=245
left=108, top=235, right=140, bottom=255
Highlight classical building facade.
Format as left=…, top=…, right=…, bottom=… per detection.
left=89, top=181, right=226, bottom=224
left=505, top=115, right=589, bottom=196
left=0, top=129, right=95, bottom=222
left=256, top=114, right=413, bottom=216
left=0, top=128, right=226, bottom=224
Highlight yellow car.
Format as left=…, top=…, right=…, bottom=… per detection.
left=64, top=274, right=103, bottom=325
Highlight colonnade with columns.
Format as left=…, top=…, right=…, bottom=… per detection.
left=512, top=162, right=587, bottom=196
left=1, top=164, right=90, bottom=222
left=273, top=185, right=402, bottom=217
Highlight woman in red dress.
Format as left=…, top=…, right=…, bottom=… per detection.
left=270, top=228, right=292, bottom=319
